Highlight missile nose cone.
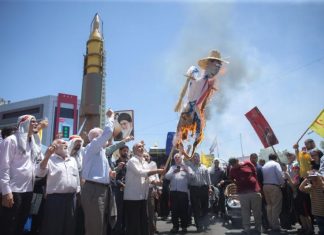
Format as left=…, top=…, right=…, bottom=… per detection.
left=94, top=13, right=100, bottom=29
left=90, top=13, right=102, bottom=39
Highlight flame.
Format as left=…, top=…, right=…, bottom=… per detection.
left=176, top=108, right=206, bottom=156
left=175, top=65, right=227, bottom=157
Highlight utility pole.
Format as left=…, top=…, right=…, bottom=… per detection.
left=240, top=133, right=244, bottom=157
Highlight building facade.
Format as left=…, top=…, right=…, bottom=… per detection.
left=0, top=93, right=80, bottom=146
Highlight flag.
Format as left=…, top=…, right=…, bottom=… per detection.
left=165, top=132, right=176, bottom=156
left=310, top=109, right=324, bottom=138
left=245, top=106, right=279, bottom=148
left=200, top=153, right=214, bottom=167
left=38, top=129, right=43, bottom=141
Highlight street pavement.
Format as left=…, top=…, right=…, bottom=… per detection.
left=156, top=214, right=318, bottom=235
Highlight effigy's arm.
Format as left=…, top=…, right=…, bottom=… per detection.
left=174, top=66, right=200, bottom=112
left=174, top=77, right=192, bottom=112
left=178, top=142, right=193, bottom=160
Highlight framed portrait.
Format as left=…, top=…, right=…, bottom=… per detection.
left=113, top=110, right=134, bottom=141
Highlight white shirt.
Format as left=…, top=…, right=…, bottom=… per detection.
left=189, top=163, right=211, bottom=186
left=71, top=147, right=85, bottom=173
left=165, top=164, right=194, bottom=193
left=0, top=141, right=5, bottom=193
left=124, top=155, right=150, bottom=200
left=262, top=160, right=285, bottom=186
left=320, top=157, right=324, bottom=176
left=187, top=69, right=216, bottom=103
left=147, top=161, right=159, bottom=188
left=287, top=160, right=298, bottom=179
left=36, top=154, right=80, bottom=194
left=0, top=134, right=43, bottom=194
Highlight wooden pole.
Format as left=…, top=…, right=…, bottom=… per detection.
left=271, top=145, right=282, bottom=164
left=160, top=146, right=176, bottom=180
left=166, top=146, right=175, bottom=168
left=174, top=77, right=191, bottom=112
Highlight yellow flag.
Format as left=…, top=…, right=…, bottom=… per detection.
left=200, top=153, right=214, bottom=168
left=38, top=129, right=43, bottom=141
left=310, top=109, right=324, bottom=138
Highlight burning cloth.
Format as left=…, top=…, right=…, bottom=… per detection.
left=174, top=50, right=228, bottom=157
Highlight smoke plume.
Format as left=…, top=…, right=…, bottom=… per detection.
left=164, top=3, right=262, bottom=117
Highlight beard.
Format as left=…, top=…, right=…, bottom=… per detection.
left=73, top=145, right=81, bottom=151
left=57, top=148, right=68, bottom=157
left=120, top=153, right=128, bottom=159
left=121, top=128, right=132, bottom=137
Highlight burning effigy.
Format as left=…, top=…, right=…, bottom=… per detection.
left=173, top=50, right=229, bottom=158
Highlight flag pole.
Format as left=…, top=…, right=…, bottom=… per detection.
left=271, top=145, right=282, bottom=164
left=165, top=146, right=175, bottom=168
left=296, top=126, right=311, bottom=145
left=161, top=146, right=175, bottom=180
left=296, top=110, right=323, bottom=145
left=216, top=137, right=220, bottom=158
left=240, top=133, right=244, bottom=157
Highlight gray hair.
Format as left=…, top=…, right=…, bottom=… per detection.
left=88, top=127, right=103, bottom=142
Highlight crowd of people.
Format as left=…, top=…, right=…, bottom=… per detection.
left=0, top=111, right=323, bottom=235
left=226, top=140, right=324, bottom=235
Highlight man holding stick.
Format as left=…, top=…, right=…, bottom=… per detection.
left=123, top=142, right=164, bottom=235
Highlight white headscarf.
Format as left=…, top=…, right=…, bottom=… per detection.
left=68, top=135, right=84, bottom=172
left=68, top=135, right=84, bottom=154
left=16, top=115, right=42, bottom=162
left=173, top=153, right=184, bottom=165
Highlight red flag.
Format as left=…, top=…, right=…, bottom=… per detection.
left=245, top=107, right=279, bottom=148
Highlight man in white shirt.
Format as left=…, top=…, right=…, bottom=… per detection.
left=0, top=126, right=16, bottom=231
left=36, top=139, right=80, bottom=235
left=285, top=152, right=298, bottom=179
left=262, top=153, right=285, bottom=232
left=123, top=142, right=164, bottom=235
left=164, top=153, right=194, bottom=233
left=0, top=115, right=43, bottom=235
left=188, top=153, right=212, bottom=232
left=68, top=135, right=84, bottom=175
left=143, top=152, right=160, bottom=235
left=67, top=135, right=85, bottom=235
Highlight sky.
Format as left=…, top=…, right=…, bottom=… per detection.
left=1, top=0, right=323, bottom=160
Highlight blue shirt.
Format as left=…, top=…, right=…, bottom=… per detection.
left=82, top=119, right=114, bottom=184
